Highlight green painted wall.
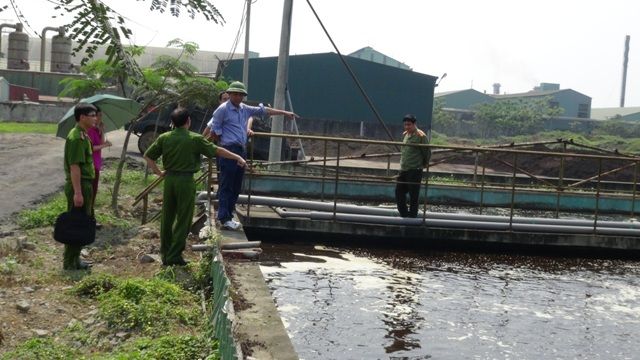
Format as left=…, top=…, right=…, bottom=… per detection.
left=223, top=53, right=437, bottom=128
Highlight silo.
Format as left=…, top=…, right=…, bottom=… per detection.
left=7, top=24, right=29, bottom=70
left=51, top=34, right=72, bottom=73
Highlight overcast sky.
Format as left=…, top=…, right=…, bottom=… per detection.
left=7, top=0, right=640, bottom=107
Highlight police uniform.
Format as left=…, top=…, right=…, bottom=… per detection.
left=396, top=128, right=430, bottom=218
left=63, top=125, right=95, bottom=269
left=144, top=128, right=218, bottom=265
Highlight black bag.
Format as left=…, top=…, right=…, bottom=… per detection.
left=53, top=208, right=96, bottom=246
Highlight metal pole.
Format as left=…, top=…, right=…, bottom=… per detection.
left=555, top=142, right=566, bottom=218
left=473, top=151, right=479, bottom=185
left=594, top=158, right=603, bottom=232
left=509, top=153, right=518, bottom=229
left=269, top=0, right=294, bottom=162
left=633, top=160, right=639, bottom=218
left=321, top=139, right=327, bottom=201
left=247, top=139, right=254, bottom=218
left=286, top=87, right=306, bottom=159
left=333, top=142, right=340, bottom=219
left=242, top=0, right=251, bottom=89
left=422, top=159, right=430, bottom=224
left=207, top=158, right=212, bottom=225
left=620, top=35, right=631, bottom=107
left=479, top=152, right=487, bottom=215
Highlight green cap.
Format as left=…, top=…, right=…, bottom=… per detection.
left=227, top=81, right=248, bottom=95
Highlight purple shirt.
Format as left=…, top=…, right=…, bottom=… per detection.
left=208, top=101, right=265, bottom=146
left=87, top=126, right=103, bottom=171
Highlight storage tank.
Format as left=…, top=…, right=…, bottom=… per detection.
left=7, top=24, right=29, bottom=70
left=51, top=34, right=72, bottom=73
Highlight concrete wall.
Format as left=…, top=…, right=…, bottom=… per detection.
left=0, top=69, right=81, bottom=97
left=0, top=102, right=67, bottom=122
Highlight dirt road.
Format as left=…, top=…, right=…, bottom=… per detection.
left=0, top=130, right=138, bottom=223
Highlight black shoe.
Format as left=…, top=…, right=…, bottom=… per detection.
left=96, top=223, right=103, bottom=230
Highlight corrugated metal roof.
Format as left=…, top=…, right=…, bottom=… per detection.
left=491, top=89, right=564, bottom=99
left=435, top=89, right=486, bottom=97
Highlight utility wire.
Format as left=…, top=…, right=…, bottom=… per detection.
left=224, top=0, right=247, bottom=64
left=8, top=0, right=38, bottom=37
left=305, top=0, right=398, bottom=147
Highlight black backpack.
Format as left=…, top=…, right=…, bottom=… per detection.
left=53, top=208, right=96, bottom=246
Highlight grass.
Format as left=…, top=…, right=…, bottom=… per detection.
left=0, top=122, right=57, bottom=134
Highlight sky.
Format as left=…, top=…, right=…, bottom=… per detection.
left=5, top=0, right=640, bottom=108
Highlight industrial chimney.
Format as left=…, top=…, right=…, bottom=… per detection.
left=492, top=83, right=501, bottom=95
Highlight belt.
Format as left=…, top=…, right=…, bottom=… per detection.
left=165, top=170, right=195, bottom=176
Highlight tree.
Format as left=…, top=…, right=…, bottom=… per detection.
left=47, top=0, right=225, bottom=216
left=473, top=97, right=562, bottom=138
left=58, top=46, right=145, bottom=99
left=431, top=98, right=458, bottom=135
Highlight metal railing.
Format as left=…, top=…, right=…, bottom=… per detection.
left=133, top=162, right=215, bottom=224
left=133, top=132, right=640, bottom=231
left=241, top=132, right=640, bottom=232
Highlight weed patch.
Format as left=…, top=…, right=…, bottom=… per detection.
left=73, top=272, right=120, bottom=297
left=0, top=337, right=79, bottom=360
left=99, top=335, right=218, bottom=360
left=17, top=193, right=67, bottom=229
left=75, top=275, right=200, bottom=335
left=0, top=255, right=18, bottom=275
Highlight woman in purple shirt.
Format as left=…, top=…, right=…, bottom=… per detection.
left=87, top=106, right=112, bottom=213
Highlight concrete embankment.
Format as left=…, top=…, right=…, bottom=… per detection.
left=205, top=224, right=298, bottom=360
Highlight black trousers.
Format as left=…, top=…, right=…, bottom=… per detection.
left=395, top=169, right=423, bottom=218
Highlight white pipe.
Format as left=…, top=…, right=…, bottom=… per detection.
left=227, top=194, right=640, bottom=229
left=275, top=209, right=640, bottom=237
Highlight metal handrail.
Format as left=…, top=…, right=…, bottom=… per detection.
left=242, top=132, right=640, bottom=233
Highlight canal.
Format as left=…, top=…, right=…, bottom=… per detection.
left=260, top=244, right=640, bottom=359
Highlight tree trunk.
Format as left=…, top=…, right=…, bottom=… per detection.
left=111, top=124, right=135, bottom=216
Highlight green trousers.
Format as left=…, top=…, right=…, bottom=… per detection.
left=160, top=174, right=196, bottom=265
left=63, top=180, right=94, bottom=270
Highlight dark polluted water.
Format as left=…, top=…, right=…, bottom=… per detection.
left=259, top=244, right=640, bottom=360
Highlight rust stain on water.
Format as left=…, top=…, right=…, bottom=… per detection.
left=260, top=244, right=640, bottom=359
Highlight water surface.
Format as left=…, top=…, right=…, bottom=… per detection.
left=260, top=245, right=640, bottom=359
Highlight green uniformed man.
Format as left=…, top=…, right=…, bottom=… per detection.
left=395, top=114, right=430, bottom=218
left=144, top=107, right=247, bottom=266
left=63, top=102, right=97, bottom=270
